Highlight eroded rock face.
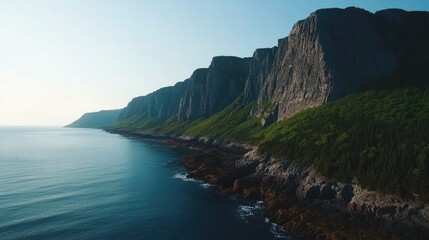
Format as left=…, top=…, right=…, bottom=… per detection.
left=240, top=47, right=278, bottom=104
left=119, top=56, right=251, bottom=122
left=116, top=7, right=429, bottom=126
left=180, top=146, right=429, bottom=240
left=118, top=81, right=189, bottom=121
left=259, top=7, right=429, bottom=121
left=178, top=56, right=251, bottom=120
left=258, top=7, right=399, bottom=121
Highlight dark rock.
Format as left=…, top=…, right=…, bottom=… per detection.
left=242, top=187, right=260, bottom=199
left=321, top=184, right=336, bottom=199
left=179, top=142, right=429, bottom=240
left=340, top=185, right=354, bottom=203
left=305, top=185, right=321, bottom=200
left=232, top=179, right=242, bottom=193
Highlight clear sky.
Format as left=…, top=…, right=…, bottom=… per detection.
left=1, top=0, right=428, bottom=126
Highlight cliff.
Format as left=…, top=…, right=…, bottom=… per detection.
left=112, top=7, right=429, bottom=126
left=117, top=81, right=189, bottom=121
left=117, top=56, right=250, bottom=123
left=70, top=7, right=429, bottom=239
left=66, top=109, right=122, bottom=128
left=253, top=7, right=429, bottom=121
left=178, top=56, right=251, bottom=120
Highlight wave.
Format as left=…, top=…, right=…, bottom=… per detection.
left=172, top=173, right=199, bottom=182
left=172, top=173, right=213, bottom=190
left=235, top=201, right=264, bottom=221
left=265, top=218, right=292, bottom=239
left=235, top=200, right=291, bottom=239
left=200, top=183, right=212, bottom=189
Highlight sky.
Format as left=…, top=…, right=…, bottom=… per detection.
left=1, top=1, right=428, bottom=126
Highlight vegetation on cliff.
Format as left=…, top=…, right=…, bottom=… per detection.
left=110, top=87, right=429, bottom=201
left=259, top=88, right=429, bottom=201
left=100, top=7, right=429, bottom=203
left=67, top=109, right=122, bottom=128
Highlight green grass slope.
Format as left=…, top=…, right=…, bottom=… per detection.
left=259, top=88, right=429, bottom=200
left=67, top=109, right=122, bottom=128
left=110, top=88, right=429, bottom=201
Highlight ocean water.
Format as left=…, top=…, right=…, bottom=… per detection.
left=0, top=127, right=294, bottom=240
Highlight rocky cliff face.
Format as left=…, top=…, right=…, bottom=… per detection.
left=271, top=7, right=429, bottom=120
left=375, top=9, right=429, bottom=85
left=239, top=47, right=278, bottom=104
left=118, top=81, right=189, bottom=121
left=118, top=56, right=251, bottom=122
left=178, top=56, right=251, bottom=120
left=255, top=7, right=428, bottom=121
left=116, top=7, right=429, bottom=126
left=178, top=143, right=429, bottom=239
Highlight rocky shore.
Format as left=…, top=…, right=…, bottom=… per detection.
left=107, top=130, right=429, bottom=240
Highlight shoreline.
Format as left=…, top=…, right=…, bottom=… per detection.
left=106, top=129, right=429, bottom=240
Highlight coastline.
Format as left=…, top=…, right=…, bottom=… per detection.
left=106, top=129, right=429, bottom=240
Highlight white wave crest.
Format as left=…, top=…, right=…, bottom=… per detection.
left=200, top=183, right=211, bottom=189
left=269, top=221, right=290, bottom=239
left=236, top=201, right=264, bottom=220
left=172, top=173, right=199, bottom=182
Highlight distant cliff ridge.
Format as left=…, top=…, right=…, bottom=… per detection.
left=67, top=109, right=122, bottom=128
left=114, top=7, right=429, bottom=125
left=117, top=56, right=251, bottom=122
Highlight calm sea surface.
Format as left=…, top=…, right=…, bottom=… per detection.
left=0, top=127, right=294, bottom=240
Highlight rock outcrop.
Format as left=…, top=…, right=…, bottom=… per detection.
left=180, top=144, right=429, bottom=240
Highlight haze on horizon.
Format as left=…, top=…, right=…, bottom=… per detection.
left=1, top=0, right=428, bottom=126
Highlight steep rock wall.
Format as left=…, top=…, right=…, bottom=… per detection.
left=178, top=56, right=251, bottom=120
left=115, top=7, right=429, bottom=126
left=118, top=81, right=189, bottom=121
left=260, top=7, right=399, bottom=121
left=240, top=47, right=278, bottom=104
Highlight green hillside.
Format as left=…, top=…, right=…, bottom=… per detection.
left=67, top=109, right=122, bottom=128
left=259, top=88, right=429, bottom=201
left=110, top=88, right=429, bottom=201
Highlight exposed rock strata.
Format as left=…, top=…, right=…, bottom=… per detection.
left=259, top=7, right=399, bottom=120
left=115, top=7, right=429, bottom=125
left=118, top=56, right=251, bottom=122
left=177, top=56, right=251, bottom=120
left=181, top=146, right=429, bottom=240
left=118, top=81, right=189, bottom=121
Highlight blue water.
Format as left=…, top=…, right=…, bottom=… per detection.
left=0, top=127, right=293, bottom=240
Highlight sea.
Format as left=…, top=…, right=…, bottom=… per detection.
left=0, top=127, right=294, bottom=240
